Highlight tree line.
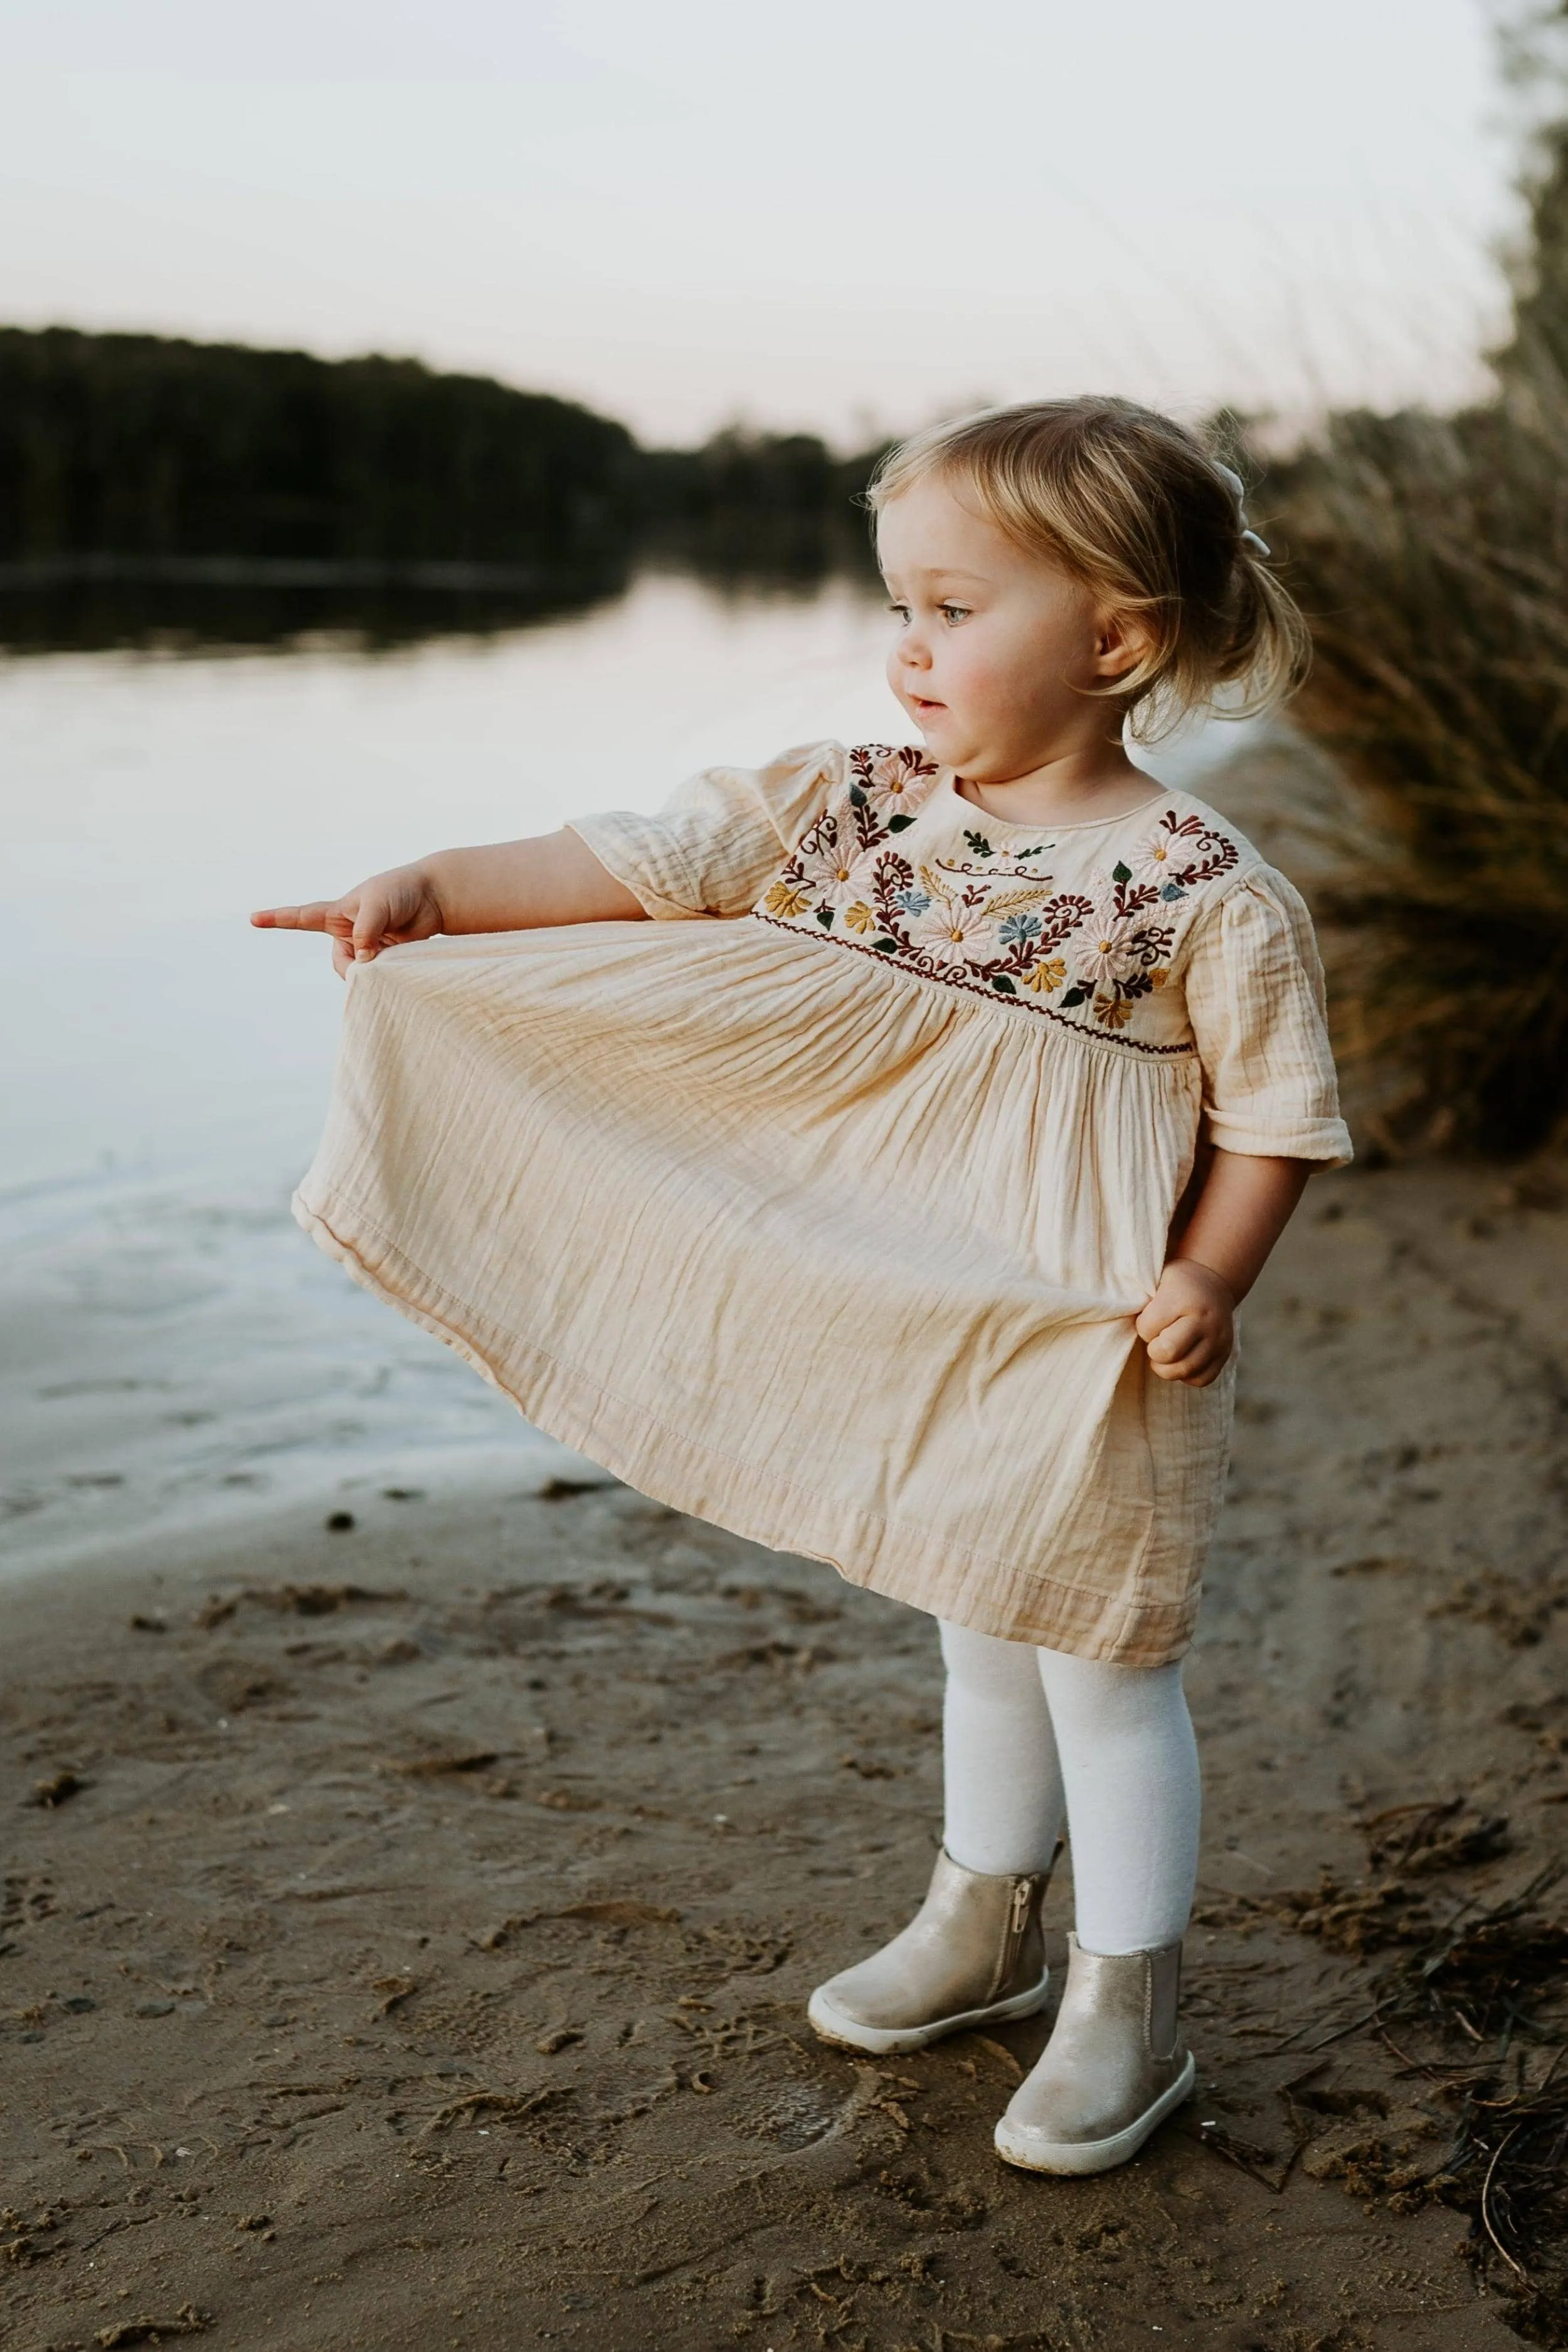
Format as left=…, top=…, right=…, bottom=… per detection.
left=0, top=327, right=882, bottom=572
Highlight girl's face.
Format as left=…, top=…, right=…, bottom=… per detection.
left=877, top=472, right=1145, bottom=784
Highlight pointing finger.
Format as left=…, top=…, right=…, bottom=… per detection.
left=252, top=900, right=336, bottom=933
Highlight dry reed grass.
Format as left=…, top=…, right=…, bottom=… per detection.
left=1254, top=31, right=1568, bottom=1155
left=1259, top=388, right=1568, bottom=1155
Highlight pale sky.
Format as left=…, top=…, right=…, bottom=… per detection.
left=1, top=0, right=1521, bottom=447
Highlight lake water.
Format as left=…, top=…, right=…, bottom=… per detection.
left=0, top=568, right=1254, bottom=1577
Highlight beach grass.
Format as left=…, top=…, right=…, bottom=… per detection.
left=1258, top=69, right=1568, bottom=1157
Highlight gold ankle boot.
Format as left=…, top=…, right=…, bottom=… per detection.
left=808, top=1848, right=1052, bottom=2057
left=993, top=1932, right=1195, bottom=2175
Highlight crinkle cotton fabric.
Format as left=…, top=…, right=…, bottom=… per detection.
left=294, top=741, right=1350, bottom=1663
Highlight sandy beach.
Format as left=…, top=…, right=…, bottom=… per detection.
left=5, top=1153, right=1567, bottom=2350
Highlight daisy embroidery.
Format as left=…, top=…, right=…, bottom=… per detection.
left=1074, top=910, right=1150, bottom=991
left=797, top=818, right=875, bottom=913
left=907, top=888, right=996, bottom=968
left=1128, top=830, right=1184, bottom=892
left=849, top=744, right=941, bottom=827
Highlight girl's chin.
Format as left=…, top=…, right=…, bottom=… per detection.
left=906, top=710, right=960, bottom=751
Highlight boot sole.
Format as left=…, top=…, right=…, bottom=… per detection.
left=807, top=1972, right=1051, bottom=2057
left=992, top=2050, right=1197, bottom=2175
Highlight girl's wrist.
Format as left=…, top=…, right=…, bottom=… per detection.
left=1167, top=1254, right=1239, bottom=1306
left=413, top=854, right=452, bottom=932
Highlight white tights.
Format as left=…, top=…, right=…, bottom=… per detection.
left=939, top=1619, right=1200, bottom=1956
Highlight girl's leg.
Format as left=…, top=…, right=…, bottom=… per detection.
left=991, top=1648, right=1201, bottom=2175
left=939, top=1619, right=1067, bottom=1877
left=1033, top=1648, right=1200, bottom=1954
left=806, top=1620, right=1062, bottom=2054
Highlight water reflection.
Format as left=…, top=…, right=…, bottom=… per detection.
left=0, top=554, right=630, bottom=657
left=0, top=541, right=879, bottom=657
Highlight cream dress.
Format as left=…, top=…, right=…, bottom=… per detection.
left=295, top=742, right=1350, bottom=1665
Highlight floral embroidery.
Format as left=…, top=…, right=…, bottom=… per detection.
left=850, top=742, right=941, bottom=828
left=750, top=747, right=1240, bottom=1042
left=795, top=812, right=876, bottom=920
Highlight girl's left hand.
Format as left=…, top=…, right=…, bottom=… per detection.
left=1135, top=1259, right=1236, bottom=1387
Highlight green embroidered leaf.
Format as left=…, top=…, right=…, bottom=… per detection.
left=849, top=782, right=867, bottom=806
left=886, top=813, right=914, bottom=834
left=990, top=973, right=1017, bottom=994
left=1059, top=986, right=1089, bottom=1007
left=964, top=829, right=994, bottom=856
left=815, top=906, right=834, bottom=928
left=871, top=936, right=899, bottom=953
left=1112, top=861, right=1132, bottom=884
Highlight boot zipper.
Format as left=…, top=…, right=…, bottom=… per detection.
left=995, top=1876, right=1033, bottom=1994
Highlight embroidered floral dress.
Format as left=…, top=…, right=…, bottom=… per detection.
left=295, top=743, right=1349, bottom=1664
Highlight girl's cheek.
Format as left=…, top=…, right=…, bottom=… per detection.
left=940, top=640, right=987, bottom=704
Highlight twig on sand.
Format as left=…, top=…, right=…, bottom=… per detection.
left=1481, top=2123, right=1530, bottom=2279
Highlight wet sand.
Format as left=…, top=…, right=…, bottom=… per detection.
left=4, top=1160, right=1567, bottom=2351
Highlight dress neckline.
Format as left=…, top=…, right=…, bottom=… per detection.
left=943, top=771, right=1171, bottom=836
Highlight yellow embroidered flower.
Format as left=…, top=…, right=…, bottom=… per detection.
left=1149, top=967, right=1169, bottom=990
left=1095, top=993, right=1135, bottom=1029
left=844, top=901, right=877, bottom=935
left=765, top=879, right=812, bottom=918
left=1024, top=957, right=1067, bottom=994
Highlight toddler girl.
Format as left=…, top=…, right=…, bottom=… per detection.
left=255, top=398, right=1349, bottom=2177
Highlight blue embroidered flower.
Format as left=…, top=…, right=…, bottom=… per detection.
left=894, top=886, right=932, bottom=915
left=997, top=911, right=1044, bottom=946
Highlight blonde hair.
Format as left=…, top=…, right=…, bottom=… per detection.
left=867, top=396, right=1310, bottom=741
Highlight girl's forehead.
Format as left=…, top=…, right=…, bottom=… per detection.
left=879, top=475, right=1015, bottom=573
left=879, top=482, right=1074, bottom=598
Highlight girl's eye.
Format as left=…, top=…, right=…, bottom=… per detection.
left=886, top=602, right=911, bottom=623
left=940, top=604, right=970, bottom=625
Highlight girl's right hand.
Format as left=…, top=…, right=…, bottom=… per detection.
left=251, top=863, right=445, bottom=978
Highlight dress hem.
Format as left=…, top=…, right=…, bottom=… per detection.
left=292, top=1182, right=1199, bottom=1667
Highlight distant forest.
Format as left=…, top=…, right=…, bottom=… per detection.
left=0, top=328, right=884, bottom=578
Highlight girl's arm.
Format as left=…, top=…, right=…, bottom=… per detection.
left=252, top=831, right=646, bottom=978
left=1134, top=1150, right=1312, bottom=1387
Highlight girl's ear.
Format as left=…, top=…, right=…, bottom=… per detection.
left=1092, top=607, right=1154, bottom=682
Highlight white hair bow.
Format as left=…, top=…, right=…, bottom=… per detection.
left=1214, top=462, right=1271, bottom=558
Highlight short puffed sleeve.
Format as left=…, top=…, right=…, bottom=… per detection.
left=566, top=741, right=844, bottom=919
left=1180, top=869, right=1353, bottom=1165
